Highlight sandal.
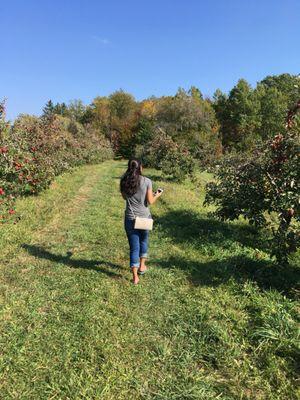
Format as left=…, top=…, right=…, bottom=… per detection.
left=138, top=269, right=147, bottom=275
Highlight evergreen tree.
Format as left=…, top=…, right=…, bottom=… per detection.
left=42, top=100, right=55, bottom=118
left=53, top=102, right=68, bottom=116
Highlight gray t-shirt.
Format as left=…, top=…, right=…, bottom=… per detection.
left=125, top=176, right=152, bottom=220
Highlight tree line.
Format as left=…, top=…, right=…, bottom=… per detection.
left=43, top=73, right=299, bottom=166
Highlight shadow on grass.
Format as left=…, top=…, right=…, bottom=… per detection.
left=154, top=209, right=300, bottom=296
left=21, top=244, right=124, bottom=278
left=154, top=209, right=267, bottom=252
left=157, top=255, right=299, bottom=296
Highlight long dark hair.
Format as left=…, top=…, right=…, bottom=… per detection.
left=120, top=159, right=142, bottom=197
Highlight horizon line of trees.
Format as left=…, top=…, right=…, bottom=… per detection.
left=38, top=73, right=299, bottom=161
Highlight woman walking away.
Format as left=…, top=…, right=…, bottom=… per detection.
left=120, top=159, right=163, bottom=285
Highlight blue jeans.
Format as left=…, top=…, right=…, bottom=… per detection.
left=124, top=218, right=149, bottom=268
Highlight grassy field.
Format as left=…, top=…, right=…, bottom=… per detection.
left=0, top=160, right=299, bottom=400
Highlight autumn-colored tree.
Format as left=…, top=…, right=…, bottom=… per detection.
left=90, top=96, right=111, bottom=135
left=108, top=90, right=138, bottom=156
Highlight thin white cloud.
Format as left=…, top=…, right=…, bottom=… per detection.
left=91, top=35, right=111, bottom=46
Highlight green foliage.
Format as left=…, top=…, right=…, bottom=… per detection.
left=139, top=129, right=195, bottom=182
left=260, top=73, right=300, bottom=108
left=135, top=117, right=155, bottom=145
left=134, top=88, right=221, bottom=170
left=156, top=88, right=216, bottom=135
left=67, top=99, right=87, bottom=122
left=88, top=90, right=138, bottom=157
left=44, top=99, right=88, bottom=123
left=213, top=79, right=261, bottom=150
left=109, top=91, right=138, bottom=157
left=214, top=74, right=300, bottom=152
left=205, top=106, right=300, bottom=263
left=90, top=96, right=111, bottom=134
left=256, top=85, right=287, bottom=140
left=109, top=90, right=136, bottom=119
left=42, top=99, right=55, bottom=118
left=0, top=107, right=113, bottom=222
left=53, top=101, right=68, bottom=117
left=40, top=74, right=300, bottom=176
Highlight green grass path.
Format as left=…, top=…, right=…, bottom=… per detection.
left=0, top=160, right=299, bottom=400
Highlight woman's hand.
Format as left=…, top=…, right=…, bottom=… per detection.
left=147, top=188, right=163, bottom=205
left=154, top=190, right=163, bottom=198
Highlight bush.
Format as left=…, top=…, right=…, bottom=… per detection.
left=0, top=104, right=113, bottom=222
left=138, top=128, right=196, bottom=182
left=205, top=102, right=300, bottom=263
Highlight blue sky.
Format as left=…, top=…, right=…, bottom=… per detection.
left=1, top=0, right=299, bottom=120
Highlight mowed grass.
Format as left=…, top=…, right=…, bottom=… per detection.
left=0, top=160, right=299, bottom=400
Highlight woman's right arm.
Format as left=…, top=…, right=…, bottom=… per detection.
left=147, top=188, right=162, bottom=205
